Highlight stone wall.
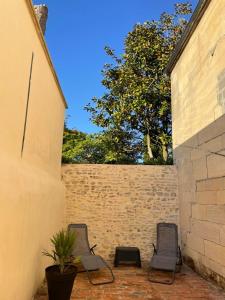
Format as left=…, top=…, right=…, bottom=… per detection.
left=174, top=115, right=225, bottom=288
left=34, top=4, right=48, bottom=35
left=62, top=164, right=178, bottom=261
left=171, top=0, right=225, bottom=147
left=171, top=0, right=225, bottom=288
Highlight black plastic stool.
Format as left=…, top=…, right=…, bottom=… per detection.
left=114, top=246, right=141, bottom=267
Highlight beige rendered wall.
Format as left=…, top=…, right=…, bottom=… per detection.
left=0, top=1, right=66, bottom=299
left=171, top=0, right=225, bottom=287
left=62, top=164, right=178, bottom=262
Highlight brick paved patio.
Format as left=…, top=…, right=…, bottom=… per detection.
left=35, top=264, right=225, bottom=300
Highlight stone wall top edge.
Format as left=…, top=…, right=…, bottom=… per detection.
left=62, top=163, right=177, bottom=169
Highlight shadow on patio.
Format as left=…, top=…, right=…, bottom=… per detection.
left=35, top=263, right=225, bottom=300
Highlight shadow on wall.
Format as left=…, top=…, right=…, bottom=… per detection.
left=174, top=113, right=225, bottom=288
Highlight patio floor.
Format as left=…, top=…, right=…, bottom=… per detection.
left=35, top=264, right=225, bottom=300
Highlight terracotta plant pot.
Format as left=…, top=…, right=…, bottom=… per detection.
left=45, top=265, right=77, bottom=300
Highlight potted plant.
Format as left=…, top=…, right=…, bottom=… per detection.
left=43, top=229, right=78, bottom=300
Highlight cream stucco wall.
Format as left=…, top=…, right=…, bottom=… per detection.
left=171, top=0, right=225, bottom=288
left=0, top=1, right=66, bottom=299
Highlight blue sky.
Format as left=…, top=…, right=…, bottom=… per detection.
left=33, top=0, right=198, bottom=133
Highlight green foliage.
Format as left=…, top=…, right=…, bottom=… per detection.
left=42, top=230, right=76, bottom=274
left=62, top=127, right=141, bottom=164
left=62, top=129, right=87, bottom=163
left=85, top=2, right=192, bottom=163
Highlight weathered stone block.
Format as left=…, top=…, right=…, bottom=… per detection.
left=184, top=246, right=203, bottom=268
left=221, top=133, right=225, bottom=149
left=207, top=151, right=225, bottom=178
left=201, top=135, right=223, bottom=153
left=220, top=225, right=225, bottom=246
left=180, top=201, right=191, bottom=231
left=206, top=205, right=225, bottom=225
left=202, top=255, right=225, bottom=278
left=191, top=219, right=220, bottom=243
left=173, top=146, right=191, bottom=162
left=196, top=191, right=217, bottom=204
left=205, top=240, right=225, bottom=267
left=216, top=190, right=225, bottom=204
left=192, top=157, right=208, bottom=180
left=197, top=177, right=225, bottom=191
left=198, top=121, right=221, bottom=145
left=215, top=114, right=225, bottom=137
left=191, top=149, right=205, bottom=161
left=186, top=233, right=205, bottom=254
left=192, top=204, right=207, bottom=220
left=183, top=191, right=196, bottom=204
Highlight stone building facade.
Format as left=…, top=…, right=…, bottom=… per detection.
left=62, top=164, right=178, bottom=261
left=167, top=0, right=225, bottom=287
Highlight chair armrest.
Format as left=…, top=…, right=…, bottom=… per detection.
left=152, top=243, right=157, bottom=254
left=90, top=244, right=97, bottom=254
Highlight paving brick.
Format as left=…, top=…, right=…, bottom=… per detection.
left=34, top=264, right=225, bottom=300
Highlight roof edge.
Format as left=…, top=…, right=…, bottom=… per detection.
left=25, top=0, right=68, bottom=108
left=165, top=0, right=211, bottom=75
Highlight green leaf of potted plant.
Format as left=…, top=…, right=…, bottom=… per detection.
left=43, top=229, right=78, bottom=300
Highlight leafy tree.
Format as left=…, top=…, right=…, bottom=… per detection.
left=62, top=128, right=87, bottom=163
left=85, top=2, right=192, bottom=162
left=100, top=128, right=142, bottom=163
left=62, top=127, right=141, bottom=164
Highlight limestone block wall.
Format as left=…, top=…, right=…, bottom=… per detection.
left=62, top=164, right=178, bottom=261
left=174, top=115, right=225, bottom=288
left=171, top=0, right=225, bottom=287
left=171, top=0, right=225, bottom=148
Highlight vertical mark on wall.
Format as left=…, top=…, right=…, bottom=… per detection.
left=21, top=52, right=34, bottom=157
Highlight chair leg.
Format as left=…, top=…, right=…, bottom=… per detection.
left=85, top=264, right=115, bottom=285
left=148, top=267, right=175, bottom=285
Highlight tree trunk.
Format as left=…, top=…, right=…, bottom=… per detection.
left=146, top=132, right=153, bottom=159
left=162, top=144, right=168, bottom=162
